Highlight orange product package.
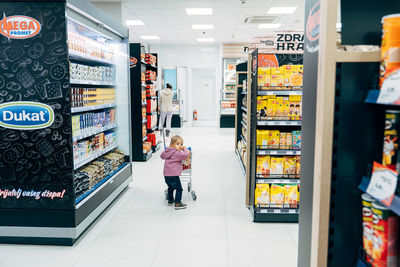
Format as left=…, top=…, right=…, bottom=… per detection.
left=257, top=156, right=270, bottom=177
left=279, top=133, right=287, bottom=150
left=268, top=130, right=280, bottom=149
left=380, top=15, right=400, bottom=88
left=361, top=193, right=374, bottom=263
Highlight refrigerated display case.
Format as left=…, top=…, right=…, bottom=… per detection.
left=0, top=0, right=132, bottom=245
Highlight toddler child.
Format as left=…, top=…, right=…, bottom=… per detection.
left=160, top=135, right=190, bottom=210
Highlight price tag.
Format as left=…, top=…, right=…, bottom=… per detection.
left=367, top=165, right=398, bottom=206
left=267, top=91, right=273, bottom=95
left=280, top=121, right=286, bottom=125
left=286, top=151, right=293, bottom=155
left=270, top=151, right=277, bottom=155
left=274, top=209, right=281, bottom=214
left=289, top=209, right=296, bottom=214
left=377, top=70, right=400, bottom=104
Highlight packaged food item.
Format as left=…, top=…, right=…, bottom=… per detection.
left=264, top=75, right=271, bottom=88
left=255, top=184, right=270, bottom=206
left=279, top=133, right=287, bottom=149
left=271, top=75, right=279, bottom=88
left=361, top=193, right=374, bottom=263
left=297, top=184, right=300, bottom=203
left=292, top=131, right=302, bottom=150
left=284, top=65, right=294, bottom=88
left=286, top=132, right=293, bottom=150
left=383, top=110, right=400, bottom=171
left=271, top=66, right=285, bottom=75
left=295, top=155, right=301, bottom=178
left=257, top=156, right=270, bottom=177
left=380, top=15, right=400, bottom=88
left=270, top=157, right=284, bottom=176
left=257, top=130, right=269, bottom=148
left=282, top=98, right=290, bottom=120
left=285, top=184, right=298, bottom=207
left=267, top=98, right=275, bottom=118
left=293, top=65, right=304, bottom=75
left=372, top=201, right=399, bottom=267
left=275, top=97, right=283, bottom=118
left=270, top=184, right=285, bottom=205
left=284, top=157, right=296, bottom=178
left=268, top=130, right=280, bottom=149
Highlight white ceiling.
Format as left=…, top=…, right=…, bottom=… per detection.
left=92, top=0, right=305, bottom=45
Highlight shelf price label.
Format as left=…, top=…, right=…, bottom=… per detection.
left=366, top=162, right=398, bottom=206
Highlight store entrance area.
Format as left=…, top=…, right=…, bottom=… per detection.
left=0, top=126, right=297, bottom=267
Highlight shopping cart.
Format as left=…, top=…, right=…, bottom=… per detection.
left=162, top=129, right=197, bottom=201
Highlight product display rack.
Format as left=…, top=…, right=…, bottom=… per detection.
left=0, top=0, right=132, bottom=245
left=129, top=45, right=160, bottom=160
left=248, top=49, right=303, bottom=223
left=234, top=62, right=249, bottom=176
left=298, top=0, right=400, bottom=266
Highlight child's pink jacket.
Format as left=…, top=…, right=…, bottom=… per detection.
left=160, top=147, right=190, bottom=176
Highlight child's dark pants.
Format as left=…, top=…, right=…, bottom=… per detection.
left=164, top=176, right=183, bottom=203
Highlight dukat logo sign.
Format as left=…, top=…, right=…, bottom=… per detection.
left=305, top=1, right=320, bottom=53
left=129, top=57, right=138, bottom=68
left=0, top=14, right=41, bottom=39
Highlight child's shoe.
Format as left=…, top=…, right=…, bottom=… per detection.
left=168, top=200, right=174, bottom=206
left=175, top=202, right=187, bottom=210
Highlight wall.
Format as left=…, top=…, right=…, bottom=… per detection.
left=149, top=44, right=222, bottom=125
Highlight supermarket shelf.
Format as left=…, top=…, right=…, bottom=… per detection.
left=359, top=176, right=400, bottom=216
left=146, top=80, right=156, bottom=84
left=242, top=91, right=248, bottom=95
left=147, top=96, right=158, bottom=100
left=143, top=150, right=153, bottom=161
left=70, top=79, right=115, bottom=86
left=142, top=118, right=147, bottom=124
left=141, top=83, right=146, bottom=87
left=75, top=162, right=128, bottom=205
left=241, top=106, right=247, bottom=113
left=146, top=64, right=157, bottom=69
left=240, top=134, right=247, bottom=146
left=152, top=142, right=162, bottom=153
left=74, top=144, right=117, bottom=170
left=257, top=178, right=300, bottom=184
left=336, top=49, right=380, bottom=63
left=141, top=61, right=146, bottom=65
left=71, top=103, right=116, bottom=113
left=236, top=148, right=246, bottom=175
left=72, top=123, right=116, bottom=142
left=142, top=99, right=147, bottom=105
left=257, top=120, right=302, bottom=126
left=365, top=89, right=400, bottom=106
left=147, top=111, right=157, bottom=115
left=257, top=149, right=301, bottom=156
left=258, top=90, right=302, bottom=96
left=256, top=207, right=299, bottom=214
left=241, top=120, right=247, bottom=129
left=69, top=49, right=114, bottom=65
left=143, top=136, right=147, bottom=142
left=147, top=125, right=157, bottom=132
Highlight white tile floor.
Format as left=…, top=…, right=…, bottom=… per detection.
left=0, top=126, right=298, bottom=267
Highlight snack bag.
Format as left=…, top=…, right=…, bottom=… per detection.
left=257, top=156, right=270, bottom=177
left=270, top=184, right=285, bottom=205
left=255, top=184, right=270, bottom=206
left=284, top=156, right=296, bottom=178
left=285, top=184, right=298, bottom=207
left=296, top=155, right=301, bottom=178
left=292, top=131, right=302, bottom=149
left=268, top=130, right=280, bottom=149
left=270, top=157, right=284, bottom=175
left=286, top=132, right=293, bottom=150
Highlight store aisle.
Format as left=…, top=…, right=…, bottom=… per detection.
left=0, top=127, right=298, bottom=267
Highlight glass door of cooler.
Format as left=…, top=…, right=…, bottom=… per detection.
left=221, top=58, right=245, bottom=115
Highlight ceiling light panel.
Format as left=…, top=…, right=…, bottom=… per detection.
left=258, top=23, right=281, bottom=29
left=192, top=24, right=214, bottom=29
left=197, top=38, right=215, bottom=42
left=267, top=7, right=298, bottom=14
left=186, top=8, right=213, bottom=15
left=140, top=35, right=160, bottom=40
left=126, top=20, right=145, bottom=26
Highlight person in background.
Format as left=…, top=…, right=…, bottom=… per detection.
left=160, top=135, right=190, bottom=210
left=159, top=83, right=173, bottom=137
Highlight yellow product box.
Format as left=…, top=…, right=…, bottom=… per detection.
left=279, top=133, right=287, bottom=149
left=258, top=76, right=266, bottom=87
left=282, top=99, right=290, bottom=120
left=264, top=75, right=271, bottom=88
left=286, top=132, right=293, bottom=150
left=271, top=66, right=285, bottom=75
left=290, top=73, right=303, bottom=88
left=277, top=75, right=284, bottom=89
left=268, top=131, right=280, bottom=149
left=285, top=184, right=298, bottom=206
left=297, top=184, right=300, bottom=202
left=267, top=98, right=275, bottom=118
left=293, top=65, right=304, bottom=75
left=275, top=97, right=284, bottom=118
left=271, top=75, right=279, bottom=88
left=255, top=184, right=270, bottom=206
left=270, top=184, right=285, bottom=205
left=284, top=156, right=296, bottom=177
left=284, top=65, right=295, bottom=87
left=296, top=155, right=301, bottom=178
left=270, top=156, right=284, bottom=175
left=289, top=95, right=302, bottom=102
left=257, top=155, right=270, bottom=176
left=258, top=67, right=270, bottom=76
left=257, top=130, right=269, bottom=147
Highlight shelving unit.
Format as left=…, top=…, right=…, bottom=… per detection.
left=130, top=44, right=160, bottom=160
left=248, top=49, right=303, bottom=223
left=0, top=0, right=132, bottom=246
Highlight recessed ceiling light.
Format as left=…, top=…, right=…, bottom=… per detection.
left=258, top=23, right=281, bottom=29
left=197, top=38, right=214, bottom=42
left=192, top=24, right=214, bottom=29
left=126, top=20, right=145, bottom=26
left=186, top=8, right=213, bottom=15
left=267, top=7, right=297, bottom=14
left=140, top=35, right=160, bottom=40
